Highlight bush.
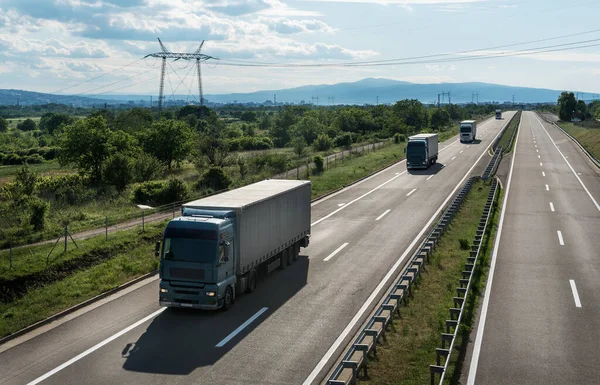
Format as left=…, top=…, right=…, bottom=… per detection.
left=36, top=174, right=90, bottom=204
left=15, top=164, right=38, bottom=196
left=313, top=134, right=334, bottom=152
left=334, top=132, right=353, bottom=148
left=394, top=133, right=406, bottom=143
left=267, top=153, right=288, bottom=173
left=17, top=118, right=36, bottom=131
left=313, top=155, right=324, bottom=174
left=103, top=154, right=133, bottom=193
left=132, top=152, right=165, bottom=182
left=29, top=197, right=49, bottom=231
left=459, top=239, right=470, bottom=250
left=162, top=177, right=190, bottom=204
left=197, top=167, right=232, bottom=191
left=131, top=178, right=189, bottom=206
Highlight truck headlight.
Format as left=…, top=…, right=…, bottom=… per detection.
left=160, top=288, right=168, bottom=293
left=206, top=291, right=216, bottom=297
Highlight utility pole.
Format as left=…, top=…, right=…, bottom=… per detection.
left=512, top=94, right=515, bottom=105
left=145, top=38, right=215, bottom=113
left=376, top=96, right=379, bottom=105
left=274, top=94, right=277, bottom=105
left=438, top=94, right=441, bottom=108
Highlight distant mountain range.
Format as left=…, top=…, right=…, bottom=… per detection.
left=1, top=78, right=595, bottom=107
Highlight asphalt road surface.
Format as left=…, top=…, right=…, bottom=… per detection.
left=467, top=111, right=600, bottom=385
left=0, top=113, right=514, bottom=385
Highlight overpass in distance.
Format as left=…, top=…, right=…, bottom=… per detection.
left=1, top=110, right=599, bottom=384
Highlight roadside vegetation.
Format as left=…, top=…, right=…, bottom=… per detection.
left=556, top=121, right=600, bottom=160
left=0, top=102, right=498, bottom=249
left=497, top=111, right=522, bottom=153
left=359, top=179, right=499, bottom=385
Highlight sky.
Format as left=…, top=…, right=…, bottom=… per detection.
left=1, top=0, right=600, bottom=103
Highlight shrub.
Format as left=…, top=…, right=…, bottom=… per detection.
left=197, top=167, right=232, bottom=192
left=267, top=153, right=288, bottom=173
left=29, top=197, right=49, bottom=231
left=15, top=164, right=38, bottom=196
left=313, top=155, right=324, bottom=174
left=17, top=118, right=36, bottom=131
left=36, top=174, right=90, bottom=204
left=131, top=181, right=165, bottom=205
left=103, top=154, right=133, bottom=193
left=334, top=132, right=353, bottom=148
left=313, top=134, right=334, bottom=152
left=132, top=152, right=165, bottom=182
left=162, top=177, right=189, bottom=204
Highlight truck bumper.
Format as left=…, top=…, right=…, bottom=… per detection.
left=159, top=300, right=220, bottom=310
left=159, top=281, right=221, bottom=310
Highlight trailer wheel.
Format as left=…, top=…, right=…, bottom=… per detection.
left=279, top=251, right=287, bottom=270
left=287, top=247, right=293, bottom=265
left=222, top=287, right=233, bottom=311
left=247, top=270, right=257, bottom=293
left=292, top=244, right=299, bottom=261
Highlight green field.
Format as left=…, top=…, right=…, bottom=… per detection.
left=360, top=179, right=500, bottom=385
left=558, top=121, right=600, bottom=161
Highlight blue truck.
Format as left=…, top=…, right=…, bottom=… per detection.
left=156, top=179, right=312, bottom=310
left=406, top=133, right=439, bottom=170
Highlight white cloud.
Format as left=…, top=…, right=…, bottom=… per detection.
left=261, top=17, right=335, bottom=34
left=301, top=0, right=481, bottom=4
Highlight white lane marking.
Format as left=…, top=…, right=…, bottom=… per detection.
left=467, top=145, right=470, bottom=148
left=467, top=110, right=521, bottom=385
left=323, top=243, right=349, bottom=262
left=566, top=156, right=569, bottom=158
left=216, top=307, right=269, bottom=348
left=460, top=150, right=464, bottom=154
left=338, top=203, right=345, bottom=207
left=395, top=172, right=400, bottom=175
left=452, top=156, right=456, bottom=160
left=535, top=116, right=600, bottom=211
left=550, top=202, right=555, bottom=212
left=535, top=145, right=537, bottom=148
left=536, top=149, right=539, bottom=153
left=546, top=184, right=550, bottom=191
left=569, top=280, right=582, bottom=308
left=557, top=230, right=565, bottom=245
left=27, top=308, right=167, bottom=385
left=306, top=117, right=508, bottom=385
left=407, top=188, right=417, bottom=197
left=375, top=209, right=391, bottom=221
left=578, top=172, right=582, bottom=175
left=427, top=175, right=434, bottom=181
left=542, top=171, right=546, bottom=177
left=538, top=155, right=541, bottom=159
left=540, top=162, right=543, bottom=166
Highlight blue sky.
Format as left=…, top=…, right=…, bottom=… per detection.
left=0, top=0, right=599, bottom=101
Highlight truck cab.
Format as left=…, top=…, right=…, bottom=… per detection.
left=158, top=213, right=237, bottom=310
left=460, top=120, right=477, bottom=143
left=495, top=110, right=502, bottom=119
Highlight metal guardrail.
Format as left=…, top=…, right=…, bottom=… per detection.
left=325, top=176, right=478, bottom=385
left=429, top=177, right=499, bottom=385
left=537, top=112, right=600, bottom=169
left=481, top=146, right=502, bottom=181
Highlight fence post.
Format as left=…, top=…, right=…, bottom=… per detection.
left=105, top=216, right=108, bottom=241
left=9, top=238, right=12, bottom=270
left=64, top=225, right=68, bottom=253
left=326, top=156, right=329, bottom=170
left=297, top=166, right=299, bottom=179
left=142, top=210, right=145, bottom=232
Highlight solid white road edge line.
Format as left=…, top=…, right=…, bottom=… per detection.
left=216, top=307, right=269, bottom=348
left=569, top=280, right=582, bottom=308
left=535, top=115, right=600, bottom=211
left=466, top=109, right=521, bottom=385
left=323, top=243, right=349, bottom=262
left=27, top=307, right=167, bottom=385
left=375, top=210, right=391, bottom=221
left=557, top=230, right=565, bottom=246
left=304, top=120, right=507, bottom=385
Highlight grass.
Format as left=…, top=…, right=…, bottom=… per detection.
left=497, top=111, right=522, bottom=154
left=0, top=161, right=69, bottom=179
left=6, top=117, right=41, bottom=130
left=307, top=142, right=406, bottom=199
left=359, top=179, right=497, bottom=385
left=0, top=221, right=166, bottom=338
left=557, top=121, right=600, bottom=160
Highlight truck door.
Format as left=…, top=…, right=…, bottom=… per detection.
left=218, top=236, right=235, bottom=282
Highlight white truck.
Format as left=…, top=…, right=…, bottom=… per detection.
left=156, top=179, right=312, bottom=310
left=460, top=120, right=477, bottom=143
left=406, top=133, right=438, bottom=170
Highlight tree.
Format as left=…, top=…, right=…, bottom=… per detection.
left=240, top=111, right=257, bottom=122
left=558, top=92, right=577, bottom=121
left=313, top=133, right=334, bottom=151
left=196, top=133, right=231, bottom=168
left=291, top=116, right=325, bottom=144
left=576, top=100, right=588, bottom=120
left=103, top=154, right=133, bottom=193
left=392, top=99, right=428, bottom=131
left=335, top=107, right=376, bottom=134
left=132, top=152, right=165, bottom=182
left=108, top=130, right=139, bottom=157
left=114, top=108, right=153, bottom=134
left=430, top=109, right=451, bottom=131
left=198, top=167, right=232, bottom=191
left=291, top=136, right=308, bottom=158
left=39, top=113, right=75, bottom=135
left=142, top=120, right=193, bottom=169
left=58, top=115, right=112, bottom=183
left=15, top=164, right=38, bottom=197
left=17, top=118, right=37, bottom=131
left=0, top=116, right=8, bottom=132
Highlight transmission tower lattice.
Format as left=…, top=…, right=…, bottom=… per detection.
left=145, top=38, right=216, bottom=112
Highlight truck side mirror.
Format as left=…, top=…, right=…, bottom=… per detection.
left=155, top=241, right=161, bottom=257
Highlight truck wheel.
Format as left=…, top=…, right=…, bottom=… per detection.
left=279, top=251, right=287, bottom=269
left=222, top=287, right=233, bottom=311
left=292, top=244, right=299, bottom=261
left=247, top=270, right=257, bottom=293
left=287, top=247, right=294, bottom=265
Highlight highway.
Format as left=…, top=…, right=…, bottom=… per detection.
left=0, top=113, right=514, bottom=385
left=467, top=111, right=600, bottom=384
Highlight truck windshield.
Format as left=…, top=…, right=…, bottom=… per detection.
left=460, top=126, right=472, bottom=133
left=407, top=141, right=425, bottom=155
left=162, top=227, right=218, bottom=263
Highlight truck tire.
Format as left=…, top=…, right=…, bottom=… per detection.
left=292, top=244, right=299, bottom=261
left=222, top=287, right=233, bottom=311
left=287, top=247, right=294, bottom=265
left=279, top=251, right=287, bottom=269
left=247, top=270, right=257, bottom=293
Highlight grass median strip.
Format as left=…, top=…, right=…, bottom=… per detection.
left=497, top=112, right=521, bottom=154
left=359, top=179, right=497, bottom=385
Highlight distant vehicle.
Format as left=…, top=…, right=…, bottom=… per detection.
left=495, top=109, right=502, bottom=119
left=156, top=179, right=311, bottom=310
left=460, top=120, right=477, bottom=143
left=406, top=133, right=438, bottom=169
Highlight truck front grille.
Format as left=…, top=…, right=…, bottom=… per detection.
left=170, top=267, right=205, bottom=280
